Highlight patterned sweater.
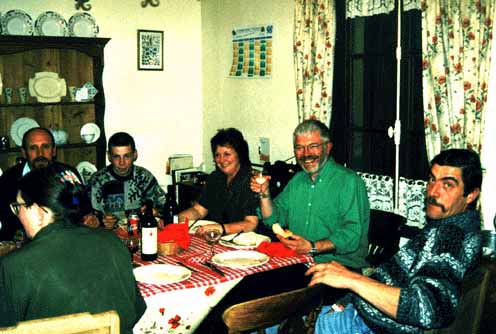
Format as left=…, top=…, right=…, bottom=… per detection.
left=352, top=210, right=481, bottom=334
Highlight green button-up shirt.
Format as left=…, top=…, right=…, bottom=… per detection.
left=264, top=158, right=370, bottom=268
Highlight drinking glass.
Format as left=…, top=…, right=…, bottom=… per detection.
left=125, top=237, right=140, bottom=262
left=251, top=169, right=270, bottom=198
left=203, top=226, right=222, bottom=259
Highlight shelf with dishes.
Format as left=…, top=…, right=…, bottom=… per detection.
left=0, top=101, right=95, bottom=109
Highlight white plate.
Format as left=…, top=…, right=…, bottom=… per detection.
left=134, top=264, right=191, bottom=284
left=76, top=161, right=97, bottom=184
left=1, top=10, right=34, bottom=36
left=68, top=12, right=99, bottom=37
left=220, top=232, right=271, bottom=250
left=212, top=250, right=269, bottom=269
left=10, top=117, right=39, bottom=147
left=188, top=219, right=218, bottom=234
left=80, top=123, right=101, bottom=144
left=34, top=11, right=68, bottom=37
left=28, top=72, right=67, bottom=103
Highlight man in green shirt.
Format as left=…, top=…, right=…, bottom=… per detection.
left=251, top=119, right=369, bottom=269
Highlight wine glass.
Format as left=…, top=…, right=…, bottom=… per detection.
left=203, top=226, right=222, bottom=260
left=125, top=237, right=140, bottom=262
left=252, top=169, right=270, bottom=198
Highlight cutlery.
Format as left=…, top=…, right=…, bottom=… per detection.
left=200, top=261, right=225, bottom=276
left=224, top=231, right=243, bottom=243
left=188, top=219, right=200, bottom=231
left=172, top=260, right=199, bottom=273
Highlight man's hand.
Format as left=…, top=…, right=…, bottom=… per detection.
left=277, top=233, right=312, bottom=254
left=82, top=214, right=100, bottom=229
left=102, top=214, right=118, bottom=230
left=305, top=261, right=360, bottom=289
left=249, top=174, right=271, bottom=197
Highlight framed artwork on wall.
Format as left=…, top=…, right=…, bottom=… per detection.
left=137, top=29, right=164, bottom=71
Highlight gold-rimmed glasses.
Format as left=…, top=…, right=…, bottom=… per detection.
left=293, top=142, right=326, bottom=154
left=10, top=202, right=27, bottom=216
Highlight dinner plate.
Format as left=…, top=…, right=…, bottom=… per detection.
left=10, top=117, right=40, bottom=146
left=1, top=10, right=34, bottom=36
left=76, top=161, right=97, bottom=184
left=219, top=232, right=270, bottom=250
left=188, top=219, right=218, bottom=234
left=34, top=11, right=68, bottom=37
left=28, top=72, right=67, bottom=103
left=133, top=264, right=191, bottom=284
left=68, top=12, right=99, bottom=37
left=212, top=250, right=269, bottom=269
left=80, top=123, right=101, bottom=144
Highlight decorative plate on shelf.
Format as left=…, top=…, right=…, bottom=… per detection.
left=28, top=72, right=67, bottom=103
left=34, top=11, right=68, bottom=37
left=80, top=123, right=101, bottom=144
left=10, top=117, right=40, bottom=147
left=68, top=12, right=99, bottom=37
left=76, top=161, right=97, bottom=185
left=1, top=10, right=34, bottom=36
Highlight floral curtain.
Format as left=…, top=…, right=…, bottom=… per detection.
left=422, top=0, right=494, bottom=160
left=294, top=0, right=336, bottom=124
left=346, top=0, right=421, bottom=19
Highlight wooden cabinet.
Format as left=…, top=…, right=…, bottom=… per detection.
left=0, top=36, right=110, bottom=172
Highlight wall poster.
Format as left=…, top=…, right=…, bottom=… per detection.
left=229, top=24, right=273, bottom=78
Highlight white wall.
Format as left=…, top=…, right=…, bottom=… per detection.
left=0, top=0, right=203, bottom=188
left=201, top=0, right=299, bottom=172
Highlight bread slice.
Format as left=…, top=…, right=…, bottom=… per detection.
left=272, top=223, right=294, bottom=239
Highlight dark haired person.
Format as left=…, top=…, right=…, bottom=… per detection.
left=307, top=149, right=483, bottom=334
left=83, top=131, right=165, bottom=229
left=0, top=127, right=81, bottom=241
left=252, top=119, right=369, bottom=269
left=0, top=166, right=146, bottom=333
left=179, top=128, right=258, bottom=235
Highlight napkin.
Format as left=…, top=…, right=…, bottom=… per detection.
left=256, top=241, right=297, bottom=257
left=157, top=223, right=191, bottom=249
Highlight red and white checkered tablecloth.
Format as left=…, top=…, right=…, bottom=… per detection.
left=135, top=235, right=313, bottom=298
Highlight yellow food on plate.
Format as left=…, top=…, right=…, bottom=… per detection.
left=272, top=223, right=293, bottom=239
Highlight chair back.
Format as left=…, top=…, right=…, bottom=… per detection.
left=426, top=265, right=491, bottom=334
left=0, top=310, right=120, bottom=334
left=367, top=209, right=406, bottom=266
left=222, top=285, right=323, bottom=334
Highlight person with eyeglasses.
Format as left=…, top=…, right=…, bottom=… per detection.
left=0, top=165, right=146, bottom=333
left=0, top=127, right=83, bottom=242
left=250, top=119, right=370, bottom=270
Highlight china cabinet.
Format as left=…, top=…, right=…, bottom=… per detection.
left=0, top=35, right=110, bottom=172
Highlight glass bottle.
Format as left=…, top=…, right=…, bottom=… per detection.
left=163, top=185, right=179, bottom=225
left=140, top=200, right=157, bottom=261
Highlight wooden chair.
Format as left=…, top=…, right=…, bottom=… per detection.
left=0, top=310, right=120, bottom=334
left=426, top=265, right=491, bottom=334
left=222, top=285, right=324, bottom=334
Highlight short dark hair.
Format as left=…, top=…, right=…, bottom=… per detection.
left=431, top=149, right=482, bottom=208
left=108, top=132, right=136, bottom=152
left=22, top=127, right=55, bottom=151
left=18, top=165, right=84, bottom=224
left=210, top=128, right=250, bottom=167
left=293, top=119, right=332, bottom=146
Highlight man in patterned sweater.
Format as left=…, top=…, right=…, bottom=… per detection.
left=82, top=132, right=165, bottom=229
left=306, top=149, right=483, bottom=334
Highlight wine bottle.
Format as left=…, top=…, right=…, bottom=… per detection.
left=140, top=200, right=157, bottom=261
left=163, top=185, right=179, bottom=225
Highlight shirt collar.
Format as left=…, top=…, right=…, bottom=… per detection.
left=22, top=162, right=31, bottom=176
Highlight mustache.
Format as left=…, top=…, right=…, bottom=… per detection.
left=425, top=197, right=446, bottom=212
left=31, top=156, right=51, bottom=168
left=298, top=155, right=319, bottom=162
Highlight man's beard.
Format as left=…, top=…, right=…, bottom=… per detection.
left=298, top=151, right=329, bottom=175
left=31, top=156, right=52, bottom=169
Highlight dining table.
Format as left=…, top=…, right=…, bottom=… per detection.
left=132, top=234, right=314, bottom=334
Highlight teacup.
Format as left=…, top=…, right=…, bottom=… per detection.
left=3, top=87, right=13, bottom=104
left=18, top=87, right=28, bottom=103
left=81, top=133, right=95, bottom=143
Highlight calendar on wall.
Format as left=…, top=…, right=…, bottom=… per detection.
left=229, top=24, right=273, bottom=78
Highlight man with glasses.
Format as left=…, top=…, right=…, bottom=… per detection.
left=251, top=119, right=369, bottom=270
left=83, top=132, right=165, bottom=229
left=0, top=127, right=81, bottom=241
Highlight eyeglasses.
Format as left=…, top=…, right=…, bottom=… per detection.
left=10, top=202, right=28, bottom=216
left=294, top=142, right=326, bottom=154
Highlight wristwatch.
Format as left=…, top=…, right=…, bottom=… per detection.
left=309, top=241, right=317, bottom=256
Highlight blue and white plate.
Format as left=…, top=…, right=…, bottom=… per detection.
left=1, top=10, right=34, bottom=36
left=34, top=11, right=68, bottom=36
left=68, top=12, right=98, bottom=37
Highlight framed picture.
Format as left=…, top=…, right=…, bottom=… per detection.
left=137, top=29, right=164, bottom=71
